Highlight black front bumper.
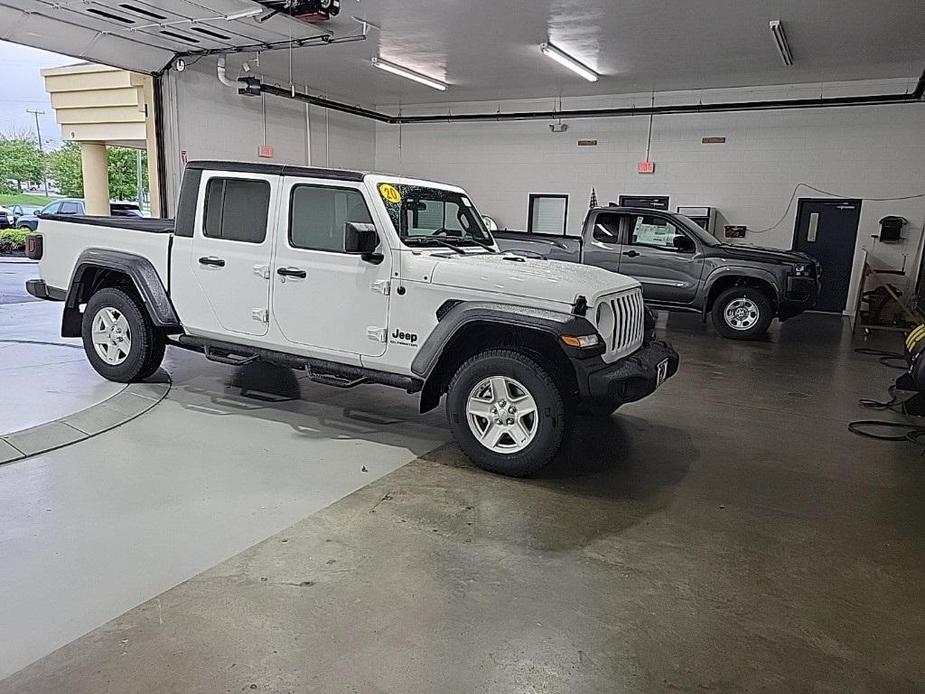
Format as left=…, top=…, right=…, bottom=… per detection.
left=779, top=276, right=821, bottom=319
left=573, top=339, right=679, bottom=408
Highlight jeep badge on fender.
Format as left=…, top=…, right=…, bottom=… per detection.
left=391, top=329, right=418, bottom=346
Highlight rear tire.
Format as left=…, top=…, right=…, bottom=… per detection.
left=711, top=286, right=773, bottom=340
left=446, top=349, right=567, bottom=477
left=81, top=287, right=165, bottom=382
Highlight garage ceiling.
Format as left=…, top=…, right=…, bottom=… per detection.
left=2, top=0, right=924, bottom=105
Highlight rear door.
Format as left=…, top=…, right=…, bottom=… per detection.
left=580, top=211, right=624, bottom=273
left=616, top=213, right=704, bottom=303
left=185, top=172, right=277, bottom=337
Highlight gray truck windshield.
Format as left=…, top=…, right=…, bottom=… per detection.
left=379, top=183, right=494, bottom=249
left=674, top=213, right=720, bottom=247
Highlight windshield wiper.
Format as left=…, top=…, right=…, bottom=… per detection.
left=464, top=236, right=498, bottom=253
left=404, top=236, right=466, bottom=254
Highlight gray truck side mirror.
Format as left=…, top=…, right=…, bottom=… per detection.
left=673, top=235, right=695, bottom=252
left=345, top=222, right=383, bottom=264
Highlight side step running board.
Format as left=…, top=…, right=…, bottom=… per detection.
left=309, top=373, right=366, bottom=388
left=203, top=345, right=259, bottom=366
left=170, top=334, right=423, bottom=393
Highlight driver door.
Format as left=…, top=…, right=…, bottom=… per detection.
left=272, top=177, right=392, bottom=359
left=617, top=213, right=704, bottom=304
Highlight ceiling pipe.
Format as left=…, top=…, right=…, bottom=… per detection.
left=243, top=67, right=925, bottom=125
left=216, top=56, right=237, bottom=88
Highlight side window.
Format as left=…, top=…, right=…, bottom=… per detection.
left=629, top=215, right=688, bottom=250
left=203, top=178, right=270, bottom=243
left=59, top=201, right=80, bottom=215
left=289, top=185, right=372, bottom=252
left=528, top=194, right=568, bottom=235
left=592, top=213, right=623, bottom=243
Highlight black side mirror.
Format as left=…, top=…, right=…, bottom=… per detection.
left=673, top=235, right=695, bottom=252
left=345, top=222, right=383, bottom=264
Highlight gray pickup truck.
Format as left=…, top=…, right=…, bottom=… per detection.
left=494, top=206, right=821, bottom=340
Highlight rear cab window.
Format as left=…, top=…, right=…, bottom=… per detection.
left=203, top=178, right=271, bottom=243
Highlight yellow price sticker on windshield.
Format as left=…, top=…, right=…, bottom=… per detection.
left=379, top=183, right=401, bottom=204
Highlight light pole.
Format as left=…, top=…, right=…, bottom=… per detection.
left=26, top=109, right=49, bottom=197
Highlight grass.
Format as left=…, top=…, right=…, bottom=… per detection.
left=0, top=192, right=56, bottom=206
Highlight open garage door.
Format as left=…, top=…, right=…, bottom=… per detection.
left=0, top=0, right=336, bottom=75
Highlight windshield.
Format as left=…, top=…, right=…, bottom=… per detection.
left=674, top=213, right=720, bottom=247
left=379, top=183, right=494, bottom=249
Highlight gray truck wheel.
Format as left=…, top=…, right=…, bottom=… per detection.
left=446, top=349, right=566, bottom=477
left=81, top=287, right=165, bottom=382
left=711, top=286, right=773, bottom=340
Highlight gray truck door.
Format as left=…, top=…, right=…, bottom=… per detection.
left=617, top=213, right=704, bottom=304
left=581, top=211, right=623, bottom=274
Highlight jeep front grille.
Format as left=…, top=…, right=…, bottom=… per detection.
left=592, top=288, right=645, bottom=363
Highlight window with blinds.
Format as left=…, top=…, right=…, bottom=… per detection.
left=528, top=194, right=568, bottom=235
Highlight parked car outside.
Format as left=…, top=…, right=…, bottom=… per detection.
left=9, top=204, right=41, bottom=225
left=16, top=199, right=142, bottom=230
left=0, top=206, right=12, bottom=229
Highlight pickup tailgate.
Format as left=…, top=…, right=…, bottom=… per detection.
left=493, top=230, right=582, bottom=262
left=35, top=215, right=173, bottom=294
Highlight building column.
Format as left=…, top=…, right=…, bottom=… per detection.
left=79, top=142, right=109, bottom=216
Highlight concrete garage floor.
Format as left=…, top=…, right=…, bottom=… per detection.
left=2, top=311, right=924, bottom=692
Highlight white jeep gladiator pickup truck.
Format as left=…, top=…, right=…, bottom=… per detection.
left=25, top=161, right=678, bottom=476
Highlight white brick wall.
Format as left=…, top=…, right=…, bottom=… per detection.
left=375, top=81, right=925, bottom=313
left=161, top=59, right=376, bottom=213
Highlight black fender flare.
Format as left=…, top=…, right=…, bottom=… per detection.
left=700, top=267, right=781, bottom=319
left=64, top=249, right=179, bottom=335
left=411, top=301, right=601, bottom=412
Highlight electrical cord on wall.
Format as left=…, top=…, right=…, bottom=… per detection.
left=748, top=183, right=925, bottom=234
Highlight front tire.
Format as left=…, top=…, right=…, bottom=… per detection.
left=81, top=287, right=165, bottom=382
left=446, top=349, right=567, bottom=477
left=711, top=286, right=773, bottom=340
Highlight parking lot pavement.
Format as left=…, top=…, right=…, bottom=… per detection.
left=0, top=260, right=39, bottom=305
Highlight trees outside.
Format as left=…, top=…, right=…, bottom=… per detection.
left=47, top=141, right=83, bottom=197
left=0, top=136, right=45, bottom=192
left=47, top=141, right=147, bottom=200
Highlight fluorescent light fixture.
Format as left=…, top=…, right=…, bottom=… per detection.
left=540, top=42, right=599, bottom=82
left=371, top=57, right=447, bottom=91
left=225, top=7, right=262, bottom=21
left=769, top=20, right=793, bottom=66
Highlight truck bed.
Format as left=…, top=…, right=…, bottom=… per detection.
left=492, top=230, right=581, bottom=262
left=37, top=216, right=173, bottom=294
left=43, top=214, right=175, bottom=234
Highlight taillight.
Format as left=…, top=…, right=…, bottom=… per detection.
left=26, top=234, right=43, bottom=260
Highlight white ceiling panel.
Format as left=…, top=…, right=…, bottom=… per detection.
left=1, top=0, right=923, bottom=104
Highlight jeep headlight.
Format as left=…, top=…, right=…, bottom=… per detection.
left=561, top=334, right=601, bottom=349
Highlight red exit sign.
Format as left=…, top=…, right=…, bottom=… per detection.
left=258, top=144, right=274, bottom=158
left=637, top=161, right=655, bottom=174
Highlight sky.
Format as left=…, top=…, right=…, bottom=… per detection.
left=0, top=40, right=79, bottom=148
